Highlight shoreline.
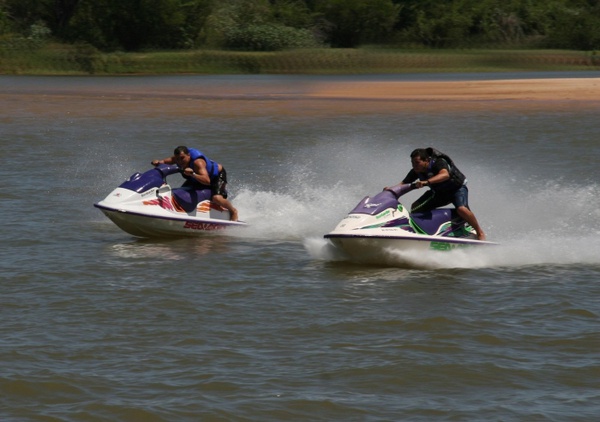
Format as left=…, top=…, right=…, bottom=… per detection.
left=2, top=75, right=599, bottom=100
left=2, top=76, right=599, bottom=116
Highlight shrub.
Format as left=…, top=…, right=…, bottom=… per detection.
left=225, top=24, right=320, bottom=51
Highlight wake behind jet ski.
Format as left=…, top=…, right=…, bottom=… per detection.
left=94, top=164, right=246, bottom=238
left=324, top=183, right=496, bottom=262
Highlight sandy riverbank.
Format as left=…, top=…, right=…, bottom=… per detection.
left=306, top=78, right=600, bottom=102
left=2, top=76, right=599, bottom=117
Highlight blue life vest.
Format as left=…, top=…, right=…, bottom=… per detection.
left=187, top=148, right=219, bottom=181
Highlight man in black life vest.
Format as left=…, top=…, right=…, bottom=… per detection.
left=401, top=148, right=486, bottom=241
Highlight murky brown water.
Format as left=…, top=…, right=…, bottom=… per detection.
left=2, top=74, right=599, bottom=421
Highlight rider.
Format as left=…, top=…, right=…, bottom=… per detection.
left=400, top=148, right=486, bottom=241
left=152, top=146, right=239, bottom=221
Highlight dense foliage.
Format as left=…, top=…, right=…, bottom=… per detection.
left=1, top=0, right=599, bottom=51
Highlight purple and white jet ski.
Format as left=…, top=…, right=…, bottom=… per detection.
left=324, top=183, right=495, bottom=260
left=94, top=164, right=246, bottom=237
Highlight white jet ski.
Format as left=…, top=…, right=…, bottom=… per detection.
left=94, top=164, right=246, bottom=237
left=324, top=183, right=496, bottom=261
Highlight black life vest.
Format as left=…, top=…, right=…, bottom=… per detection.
left=426, top=147, right=466, bottom=188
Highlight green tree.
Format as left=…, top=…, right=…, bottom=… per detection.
left=51, top=0, right=81, bottom=35
left=203, top=0, right=271, bottom=47
left=394, top=0, right=554, bottom=47
left=204, top=0, right=320, bottom=50
left=180, top=0, right=214, bottom=48
left=66, top=0, right=187, bottom=50
left=2, top=0, right=46, bottom=33
left=2, top=0, right=600, bottom=51
left=1, top=0, right=81, bottom=37
left=317, top=0, right=399, bottom=47
left=411, top=0, right=473, bottom=47
left=545, top=0, right=600, bottom=49
left=0, top=5, right=12, bottom=35
left=468, top=0, right=550, bottom=45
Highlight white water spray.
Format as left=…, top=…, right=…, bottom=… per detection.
left=230, top=138, right=600, bottom=269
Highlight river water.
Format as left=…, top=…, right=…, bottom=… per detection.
left=1, top=74, right=599, bottom=421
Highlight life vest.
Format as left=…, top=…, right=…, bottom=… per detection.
left=187, top=148, right=219, bottom=181
left=425, top=147, right=466, bottom=189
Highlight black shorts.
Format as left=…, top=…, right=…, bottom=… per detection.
left=211, top=168, right=228, bottom=198
left=182, top=168, right=229, bottom=199
left=410, top=185, right=469, bottom=213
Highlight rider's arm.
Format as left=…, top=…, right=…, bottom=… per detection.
left=423, top=168, right=450, bottom=186
left=401, top=169, right=417, bottom=184
left=185, top=158, right=211, bottom=185
left=415, top=162, right=451, bottom=188
left=151, top=156, right=175, bottom=166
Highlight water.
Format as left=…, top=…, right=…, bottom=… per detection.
left=1, top=74, right=600, bottom=421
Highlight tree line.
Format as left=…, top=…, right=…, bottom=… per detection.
left=1, top=0, right=599, bottom=52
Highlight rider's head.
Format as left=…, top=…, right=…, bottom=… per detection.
left=410, top=148, right=430, bottom=172
left=173, top=146, right=191, bottom=167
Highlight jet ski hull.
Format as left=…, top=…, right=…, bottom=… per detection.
left=325, top=232, right=494, bottom=262
left=95, top=203, right=245, bottom=238
left=324, top=183, right=496, bottom=262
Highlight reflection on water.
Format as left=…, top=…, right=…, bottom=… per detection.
left=109, top=236, right=231, bottom=260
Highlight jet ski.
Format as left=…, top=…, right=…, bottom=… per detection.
left=94, top=164, right=246, bottom=237
left=324, top=183, right=496, bottom=261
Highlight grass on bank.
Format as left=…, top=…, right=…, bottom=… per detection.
left=1, top=42, right=599, bottom=75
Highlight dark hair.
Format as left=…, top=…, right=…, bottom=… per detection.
left=410, top=148, right=430, bottom=161
left=174, top=146, right=189, bottom=155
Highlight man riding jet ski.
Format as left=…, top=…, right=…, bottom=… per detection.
left=398, top=147, right=485, bottom=241
left=94, top=147, right=244, bottom=237
left=152, top=145, right=238, bottom=221
left=324, top=148, right=493, bottom=262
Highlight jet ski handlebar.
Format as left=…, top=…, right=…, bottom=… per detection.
left=383, top=183, right=417, bottom=199
left=155, top=163, right=183, bottom=177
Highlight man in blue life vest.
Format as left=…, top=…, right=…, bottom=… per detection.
left=401, top=148, right=486, bottom=241
left=152, top=146, right=239, bottom=221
